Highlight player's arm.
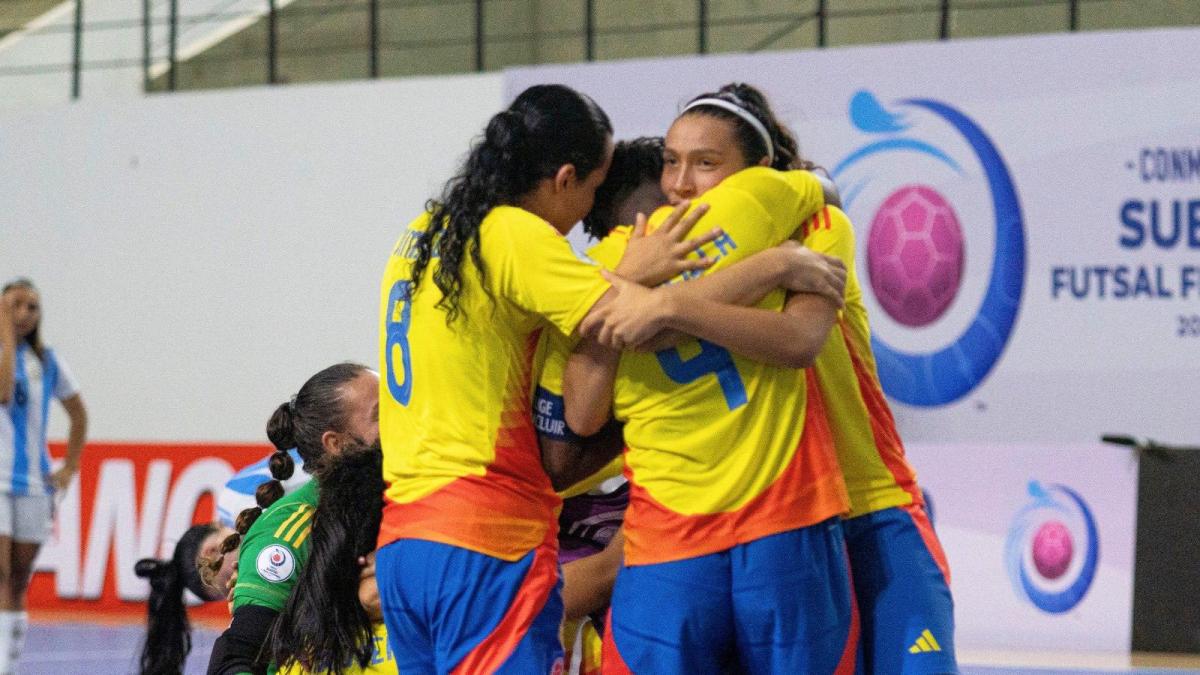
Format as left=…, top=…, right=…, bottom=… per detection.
left=660, top=288, right=838, bottom=368
left=625, top=242, right=846, bottom=352
left=539, top=420, right=623, bottom=493
left=581, top=170, right=840, bottom=351
left=581, top=265, right=837, bottom=369
left=561, top=527, right=625, bottom=622
left=573, top=202, right=722, bottom=335
left=51, top=394, right=87, bottom=490
left=675, top=241, right=844, bottom=306
left=504, top=202, right=717, bottom=345
left=535, top=331, right=625, bottom=487
left=560, top=338, right=621, bottom=439
left=207, top=604, right=278, bottom=675
left=0, top=294, right=15, bottom=405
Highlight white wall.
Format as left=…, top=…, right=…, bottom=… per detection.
left=0, top=0, right=301, bottom=113
left=1, top=72, right=505, bottom=441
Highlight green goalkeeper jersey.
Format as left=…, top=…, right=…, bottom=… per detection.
left=232, top=479, right=319, bottom=612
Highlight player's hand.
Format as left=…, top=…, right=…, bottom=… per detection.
left=613, top=203, right=718, bottom=287
left=583, top=271, right=672, bottom=350
left=49, top=459, right=79, bottom=491
left=357, top=551, right=382, bottom=622
left=357, top=550, right=376, bottom=576
left=774, top=242, right=846, bottom=307
left=0, top=294, right=15, bottom=343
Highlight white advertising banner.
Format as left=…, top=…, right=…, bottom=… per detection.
left=504, top=29, right=1196, bottom=652
left=910, top=442, right=1137, bottom=653
left=505, top=28, right=1200, bottom=446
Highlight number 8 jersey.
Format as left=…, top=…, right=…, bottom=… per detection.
left=377, top=207, right=611, bottom=561
left=587, top=168, right=849, bottom=566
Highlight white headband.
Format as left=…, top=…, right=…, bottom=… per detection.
left=682, top=97, right=775, bottom=164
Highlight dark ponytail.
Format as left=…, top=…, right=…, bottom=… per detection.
left=135, top=523, right=219, bottom=675
left=268, top=442, right=384, bottom=674
left=409, top=84, right=612, bottom=322
left=683, top=83, right=814, bottom=172
left=203, top=362, right=369, bottom=585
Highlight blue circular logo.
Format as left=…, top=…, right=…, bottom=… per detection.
left=834, top=90, right=1026, bottom=406
left=1004, top=481, right=1099, bottom=614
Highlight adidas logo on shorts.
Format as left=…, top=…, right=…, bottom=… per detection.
left=908, top=629, right=942, bottom=654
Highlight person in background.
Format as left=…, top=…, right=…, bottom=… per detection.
left=207, top=362, right=378, bottom=675
left=135, top=523, right=232, bottom=675
left=0, top=277, right=87, bottom=675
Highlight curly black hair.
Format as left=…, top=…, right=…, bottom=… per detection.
left=582, top=136, right=665, bottom=240
left=408, top=84, right=612, bottom=323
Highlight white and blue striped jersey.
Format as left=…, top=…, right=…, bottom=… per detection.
left=216, top=448, right=311, bottom=528
left=0, top=344, right=79, bottom=497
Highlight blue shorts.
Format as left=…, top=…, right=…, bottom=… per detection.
left=605, top=519, right=856, bottom=674
left=844, top=503, right=958, bottom=675
left=376, top=537, right=564, bottom=675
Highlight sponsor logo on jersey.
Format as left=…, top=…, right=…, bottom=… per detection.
left=256, top=544, right=296, bottom=583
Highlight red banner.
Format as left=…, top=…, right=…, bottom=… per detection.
left=30, top=442, right=270, bottom=622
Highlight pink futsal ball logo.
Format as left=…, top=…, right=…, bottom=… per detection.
left=866, top=185, right=966, bottom=327
left=1032, top=520, right=1074, bottom=580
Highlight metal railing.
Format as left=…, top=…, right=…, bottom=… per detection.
left=0, top=0, right=1187, bottom=99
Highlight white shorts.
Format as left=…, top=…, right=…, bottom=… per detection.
left=0, top=494, right=53, bottom=544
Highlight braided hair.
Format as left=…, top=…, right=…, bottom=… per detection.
left=134, top=523, right=221, bottom=675
left=408, top=84, right=612, bottom=323
left=681, top=83, right=816, bottom=172
left=202, top=362, right=370, bottom=586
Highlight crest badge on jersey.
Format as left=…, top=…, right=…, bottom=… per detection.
left=256, top=544, right=296, bottom=583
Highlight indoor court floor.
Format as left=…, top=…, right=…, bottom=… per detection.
left=19, top=620, right=1200, bottom=675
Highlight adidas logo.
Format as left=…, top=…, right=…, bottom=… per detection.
left=908, top=629, right=942, bottom=654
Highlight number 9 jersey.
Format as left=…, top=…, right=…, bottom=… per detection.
left=587, top=168, right=849, bottom=566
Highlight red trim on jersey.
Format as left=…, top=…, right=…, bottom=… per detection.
left=621, top=371, right=849, bottom=566
left=803, top=207, right=832, bottom=238
left=451, top=526, right=561, bottom=675
left=840, top=319, right=921, bottom=502
left=378, top=330, right=561, bottom=561
left=903, top=501, right=952, bottom=585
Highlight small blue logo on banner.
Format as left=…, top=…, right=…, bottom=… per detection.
left=834, top=91, right=1026, bottom=406
left=1004, top=481, right=1099, bottom=614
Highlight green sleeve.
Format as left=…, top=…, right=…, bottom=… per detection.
left=231, top=501, right=314, bottom=612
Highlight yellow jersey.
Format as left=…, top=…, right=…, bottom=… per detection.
left=276, top=623, right=397, bottom=675
left=378, top=206, right=610, bottom=560
left=803, top=206, right=919, bottom=517
left=586, top=168, right=848, bottom=565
